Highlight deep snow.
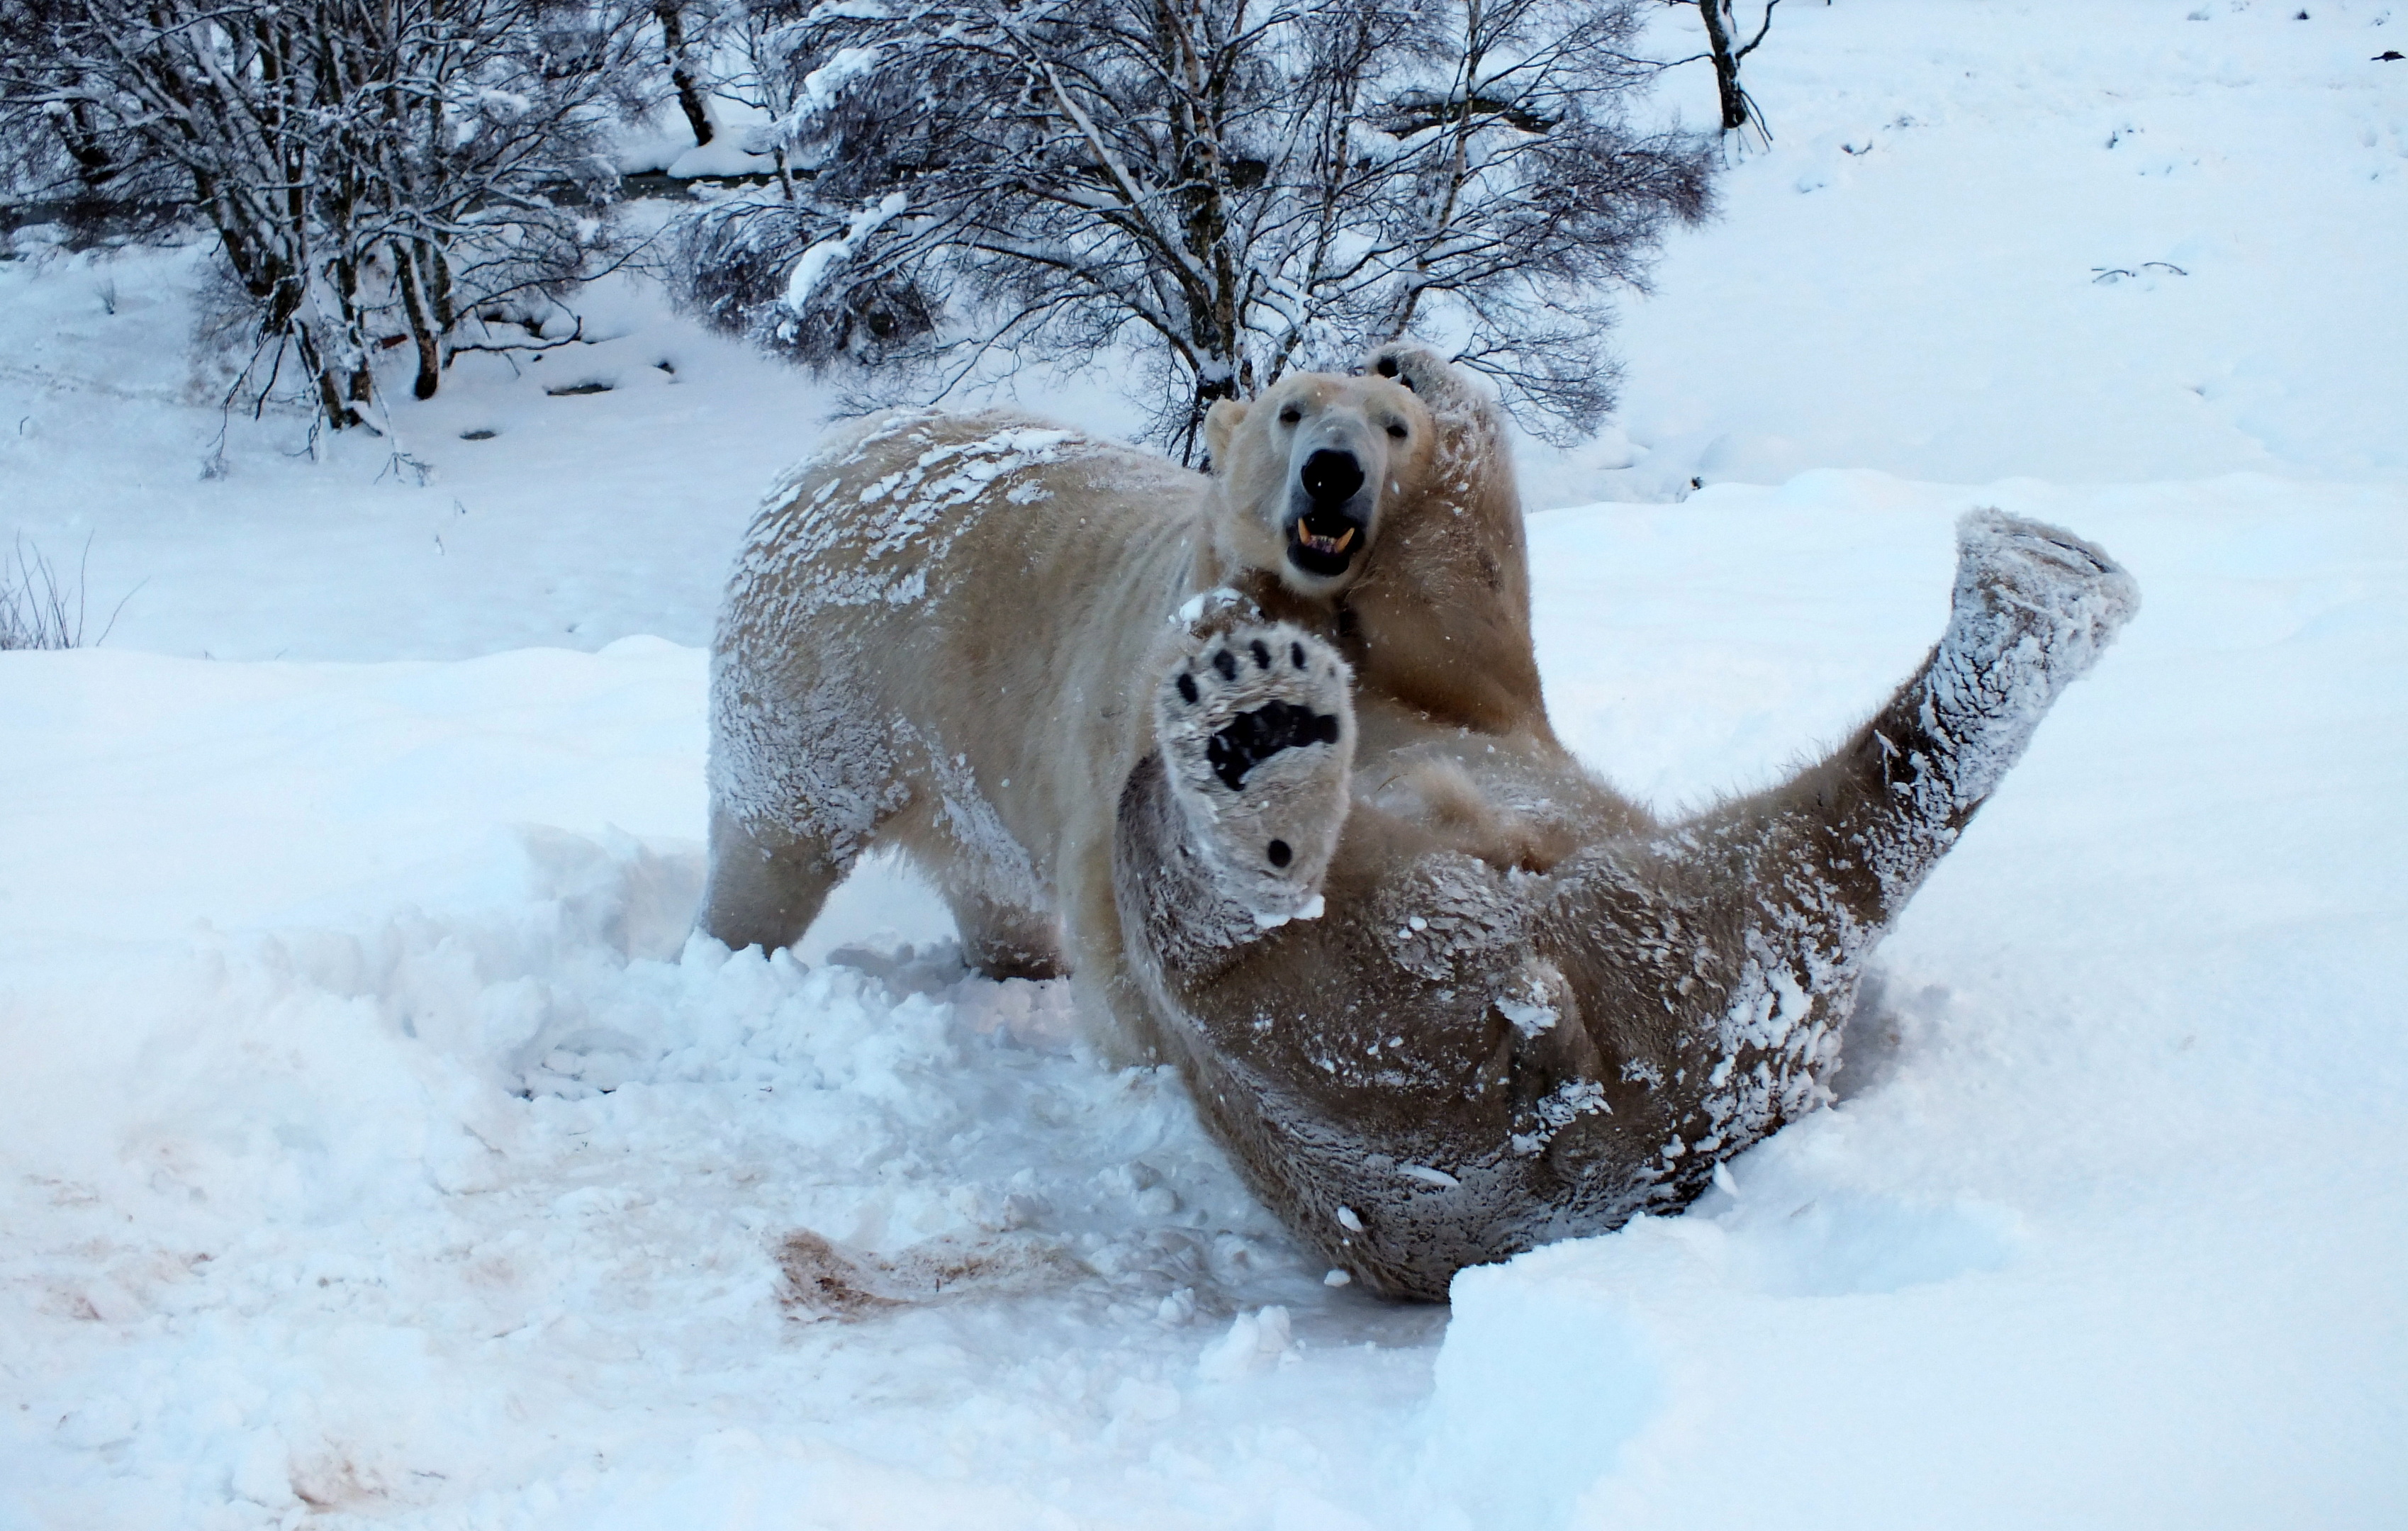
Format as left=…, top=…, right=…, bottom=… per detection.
left=4, top=2, right=2406, bottom=1527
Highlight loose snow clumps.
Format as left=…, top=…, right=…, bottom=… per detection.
left=705, top=347, right=2139, bottom=1299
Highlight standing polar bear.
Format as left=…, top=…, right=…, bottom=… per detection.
left=705, top=347, right=2139, bottom=1300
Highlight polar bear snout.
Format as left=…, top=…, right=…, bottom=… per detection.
left=1287, top=446, right=1376, bottom=580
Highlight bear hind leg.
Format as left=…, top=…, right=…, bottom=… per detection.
left=1545, top=512, right=2139, bottom=1152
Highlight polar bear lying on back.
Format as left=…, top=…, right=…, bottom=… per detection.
left=704, top=347, right=2138, bottom=1299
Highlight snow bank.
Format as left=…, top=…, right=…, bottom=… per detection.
left=1517, top=0, right=2408, bottom=507
left=0, top=642, right=1434, bottom=1530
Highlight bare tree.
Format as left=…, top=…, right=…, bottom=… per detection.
left=0, top=0, right=641, bottom=432
left=681, top=0, right=1715, bottom=452
left=1679, top=0, right=1778, bottom=138
left=703, top=0, right=817, bottom=200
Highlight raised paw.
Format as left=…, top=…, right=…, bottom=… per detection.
left=1155, top=622, right=1356, bottom=925
left=1950, top=510, right=2141, bottom=690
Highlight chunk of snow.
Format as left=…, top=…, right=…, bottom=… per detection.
left=1197, top=1306, right=1293, bottom=1381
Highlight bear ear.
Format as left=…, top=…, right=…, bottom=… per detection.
left=1204, top=399, right=1250, bottom=471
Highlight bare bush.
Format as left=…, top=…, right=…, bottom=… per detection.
left=0, top=537, right=128, bottom=651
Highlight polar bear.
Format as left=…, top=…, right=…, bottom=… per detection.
left=702, top=358, right=1462, bottom=1015
left=705, top=349, right=2139, bottom=1299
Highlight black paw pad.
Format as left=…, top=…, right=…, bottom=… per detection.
left=1290, top=642, right=1306, bottom=669
left=1250, top=639, right=1271, bottom=670
left=1213, top=649, right=1238, bottom=680
left=1206, top=700, right=1342, bottom=791
left=1176, top=673, right=1199, bottom=705
left=1267, top=839, right=1292, bottom=867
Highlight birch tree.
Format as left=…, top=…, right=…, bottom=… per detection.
left=682, top=0, right=1715, bottom=452
left=1679, top=0, right=1777, bottom=138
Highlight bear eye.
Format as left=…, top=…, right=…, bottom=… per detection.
left=1278, top=406, right=1301, bottom=425
left=1385, top=421, right=1409, bottom=440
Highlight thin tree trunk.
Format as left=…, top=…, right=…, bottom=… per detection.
left=51, top=99, right=116, bottom=189
left=1184, top=364, right=1242, bottom=465
left=429, top=244, right=457, bottom=333
left=294, top=321, right=352, bottom=432
left=1695, top=1, right=1746, bottom=130
left=655, top=0, right=714, bottom=146
left=395, top=239, right=442, bottom=400
left=332, top=242, right=372, bottom=406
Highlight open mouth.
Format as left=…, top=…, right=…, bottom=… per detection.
left=1287, top=505, right=1363, bottom=577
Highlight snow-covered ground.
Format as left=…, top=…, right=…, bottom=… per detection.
left=4, top=3, right=2405, bottom=1527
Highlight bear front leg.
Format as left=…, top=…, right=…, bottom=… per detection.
left=1537, top=511, right=2141, bottom=1201
left=1136, top=619, right=1359, bottom=947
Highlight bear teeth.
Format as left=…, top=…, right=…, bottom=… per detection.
left=1299, top=527, right=1355, bottom=554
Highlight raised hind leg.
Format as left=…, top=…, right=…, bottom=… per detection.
left=1535, top=510, right=2141, bottom=1199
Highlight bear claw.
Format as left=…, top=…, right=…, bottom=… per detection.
left=1205, top=698, right=1343, bottom=790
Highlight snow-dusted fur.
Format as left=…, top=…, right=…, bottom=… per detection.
left=1119, top=510, right=2137, bottom=1296
left=702, top=361, right=1440, bottom=1010
left=706, top=352, right=2139, bottom=1299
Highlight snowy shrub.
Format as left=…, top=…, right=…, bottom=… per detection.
left=0, top=0, right=646, bottom=431
left=673, top=0, right=1717, bottom=452
left=678, top=192, right=939, bottom=371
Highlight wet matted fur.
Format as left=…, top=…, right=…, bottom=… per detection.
left=703, top=347, right=2139, bottom=1299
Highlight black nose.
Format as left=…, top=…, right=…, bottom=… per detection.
left=1300, top=449, right=1363, bottom=505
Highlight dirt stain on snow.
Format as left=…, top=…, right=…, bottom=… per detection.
left=777, top=1229, right=1091, bottom=1320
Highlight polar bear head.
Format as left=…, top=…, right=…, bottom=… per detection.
left=1203, top=369, right=1436, bottom=596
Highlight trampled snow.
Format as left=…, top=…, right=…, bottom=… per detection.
left=4, top=2, right=2405, bottom=1527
